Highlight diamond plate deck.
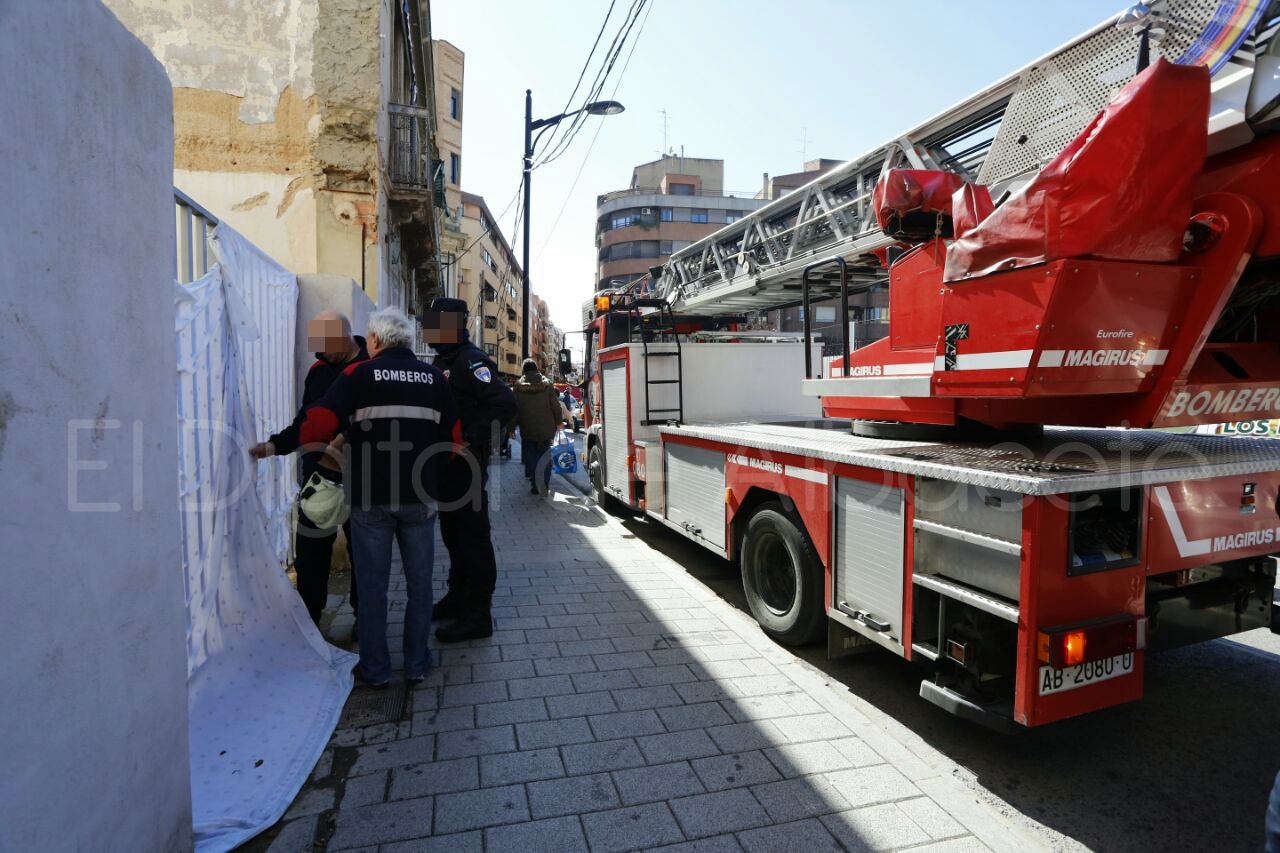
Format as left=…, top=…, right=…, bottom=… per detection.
left=662, top=421, right=1280, bottom=495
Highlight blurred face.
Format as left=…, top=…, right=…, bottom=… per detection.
left=307, top=316, right=351, bottom=362
left=420, top=310, right=462, bottom=345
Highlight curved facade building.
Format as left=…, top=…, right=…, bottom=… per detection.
left=595, top=156, right=768, bottom=292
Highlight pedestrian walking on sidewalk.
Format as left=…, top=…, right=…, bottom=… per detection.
left=423, top=297, right=517, bottom=643
left=250, top=310, right=368, bottom=628
left=514, top=358, right=564, bottom=495
left=298, top=307, right=459, bottom=688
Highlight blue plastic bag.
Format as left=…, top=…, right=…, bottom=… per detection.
left=551, top=432, right=577, bottom=475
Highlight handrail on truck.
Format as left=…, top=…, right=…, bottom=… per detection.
left=800, top=257, right=849, bottom=379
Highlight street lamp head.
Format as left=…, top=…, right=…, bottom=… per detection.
left=585, top=100, right=625, bottom=116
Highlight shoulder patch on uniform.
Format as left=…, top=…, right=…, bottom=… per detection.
left=473, top=366, right=492, bottom=383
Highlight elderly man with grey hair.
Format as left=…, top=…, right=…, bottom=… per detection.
left=251, top=309, right=368, bottom=627
left=297, top=306, right=460, bottom=687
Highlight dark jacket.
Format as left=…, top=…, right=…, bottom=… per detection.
left=299, top=346, right=460, bottom=507
left=269, top=335, right=370, bottom=473
left=514, top=373, right=564, bottom=442
left=433, top=335, right=517, bottom=452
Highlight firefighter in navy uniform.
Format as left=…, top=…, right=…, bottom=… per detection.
left=423, top=297, right=517, bottom=642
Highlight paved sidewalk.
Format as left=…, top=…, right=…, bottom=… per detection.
left=253, top=448, right=1039, bottom=853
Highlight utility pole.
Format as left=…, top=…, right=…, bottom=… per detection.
left=522, top=89, right=533, bottom=361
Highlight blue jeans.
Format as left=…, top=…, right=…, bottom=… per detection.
left=348, top=502, right=437, bottom=683
left=522, top=438, right=551, bottom=489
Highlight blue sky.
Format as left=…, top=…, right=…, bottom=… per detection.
left=432, top=0, right=1124, bottom=339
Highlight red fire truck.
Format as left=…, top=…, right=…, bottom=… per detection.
left=581, top=1, right=1280, bottom=728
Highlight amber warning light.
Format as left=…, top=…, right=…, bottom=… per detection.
left=1037, top=617, right=1144, bottom=669
left=595, top=295, right=611, bottom=313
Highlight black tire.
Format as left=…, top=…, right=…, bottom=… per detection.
left=588, top=443, right=623, bottom=514
left=740, top=502, right=825, bottom=646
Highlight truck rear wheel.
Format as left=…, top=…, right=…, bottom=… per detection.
left=588, top=443, right=623, bottom=515
left=740, top=502, right=825, bottom=646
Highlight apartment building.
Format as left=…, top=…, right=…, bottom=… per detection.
left=595, top=155, right=768, bottom=292
left=105, top=0, right=445, bottom=311
left=530, top=295, right=564, bottom=377
left=433, top=39, right=467, bottom=298
left=458, top=192, right=523, bottom=382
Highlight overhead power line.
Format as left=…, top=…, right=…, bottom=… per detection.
left=536, top=0, right=618, bottom=159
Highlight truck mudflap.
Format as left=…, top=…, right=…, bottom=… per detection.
left=919, top=680, right=1016, bottom=734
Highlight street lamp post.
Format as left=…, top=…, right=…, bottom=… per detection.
left=521, top=90, right=624, bottom=360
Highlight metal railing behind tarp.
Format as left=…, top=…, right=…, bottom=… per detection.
left=173, top=191, right=356, bottom=852
left=388, top=103, right=433, bottom=191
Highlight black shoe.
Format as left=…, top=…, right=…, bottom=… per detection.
left=406, top=673, right=427, bottom=686
left=353, top=666, right=389, bottom=690
left=435, top=613, right=494, bottom=643
left=432, top=591, right=465, bottom=621
left=530, top=484, right=539, bottom=495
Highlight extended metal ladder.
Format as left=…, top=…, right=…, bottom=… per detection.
left=652, top=0, right=1274, bottom=318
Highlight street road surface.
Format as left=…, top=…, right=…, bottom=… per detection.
left=553, top=434, right=1280, bottom=852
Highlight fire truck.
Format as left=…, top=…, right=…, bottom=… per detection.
left=580, top=1, right=1280, bottom=728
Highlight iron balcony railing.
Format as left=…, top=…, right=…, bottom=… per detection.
left=388, top=103, right=433, bottom=192
left=174, top=187, right=219, bottom=284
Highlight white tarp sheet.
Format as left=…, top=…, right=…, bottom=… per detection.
left=176, top=224, right=356, bottom=852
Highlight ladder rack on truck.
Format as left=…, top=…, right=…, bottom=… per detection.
left=579, top=1, right=1280, bottom=728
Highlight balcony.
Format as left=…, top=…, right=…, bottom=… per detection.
left=388, top=103, right=434, bottom=196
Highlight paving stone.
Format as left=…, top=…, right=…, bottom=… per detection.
left=341, top=771, right=388, bottom=808
left=561, top=738, right=648, bottom=775
left=389, top=757, right=480, bottom=799
left=474, top=697, right=548, bottom=728
left=524, top=627, right=582, bottom=643
left=821, top=802, right=932, bottom=851
left=284, top=785, right=334, bottom=819
left=634, top=664, right=700, bottom=687
left=480, top=747, right=566, bottom=786
left=485, top=815, right=589, bottom=853
left=311, top=749, right=334, bottom=781
left=611, top=684, right=684, bottom=711
left=690, top=750, right=783, bottom=792
left=637, top=730, right=721, bottom=764
left=560, top=638, right=618, bottom=656
left=534, top=655, right=598, bottom=676
left=650, top=836, right=745, bottom=853
left=674, top=681, right=741, bottom=704
left=592, top=651, right=656, bottom=671
left=500, top=641, right=561, bottom=661
left=897, top=837, right=989, bottom=852
left=435, top=725, right=516, bottom=759
left=410, top=704, right=475, bottom=736
left=657, top=702, right=734, bottom=732
left=737, top=818, right=842, bottom=853
left=516, top=716, right=595, bottom=749
left=434, top=783, right=530, bottom=834
left=824, top=765, right=921, bottom=808
left=527, top=772, right=621, bottom=819
left=438, top=645, right=503, bottom=665
left=832, top=736, right=884, bottom=768
left=764, top=739, right=872, bottom=778
left=572, top=670, right=640, bottom=693
left=507, top=674, right=575, bottom=699
left=265, top=815, right=317, bottom=853
left=440, top=680, right=508, bottom=708
left=705, top=720, right=785, bottom=753
left=749, top=776, right=852, bottom=823
left=581, top=803, right=686, bottom=853
left=547, top=690, right=620, bottom=719
left=609, top=634, right=673, bottom=652
left=327, top=797, right=433, bottom=848
left=612, top=760, right=706, bottom=805
left=470, top=659, right=537, bottom=682
left=668, top=788, right=770, bottom=839
left=648, top=648, right=701, bottom=667
left=588, top=709, right=666, bottom=740
left=770, top=713, right=853, bottom=744
left=896, top=796, right=968, bottom=840
left=380, top=832, right=484, bottom=852
left=350, top=736, right=435, bottom=775
left=722, top=693, right=825, bottom=722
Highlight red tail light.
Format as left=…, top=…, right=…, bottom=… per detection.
left=1037, top=616, right=1144, bottom=669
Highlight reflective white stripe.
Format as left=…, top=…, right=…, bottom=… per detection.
left=1142, top=349, right=1169, bottom=366
left=1152, top=485, right=1210, bottom=557
left=784, top=465, right=827, bottom=484
left=934, top=350, right=1035, bottom=372
left=352, top=405, right=442, bottom=423
left=883, top=362, right=934, bottom=376
left=1037, top=350, right=1065, bottom=367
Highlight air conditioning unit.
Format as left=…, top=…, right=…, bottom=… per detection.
left=641, top=207, right=652, bottom=215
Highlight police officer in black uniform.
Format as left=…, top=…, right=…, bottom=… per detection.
left=423, top=297, right=517, bottom=641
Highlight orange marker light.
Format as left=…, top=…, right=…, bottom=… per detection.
left=1063, top=630, right=1087, bottom=667
left=595, top=295, right=611, bottom=312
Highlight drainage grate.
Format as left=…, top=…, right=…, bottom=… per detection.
left=339, top=682, right=409, bottom=728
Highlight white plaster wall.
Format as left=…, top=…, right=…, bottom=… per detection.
left=0, top=2, right=192, bottom=850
